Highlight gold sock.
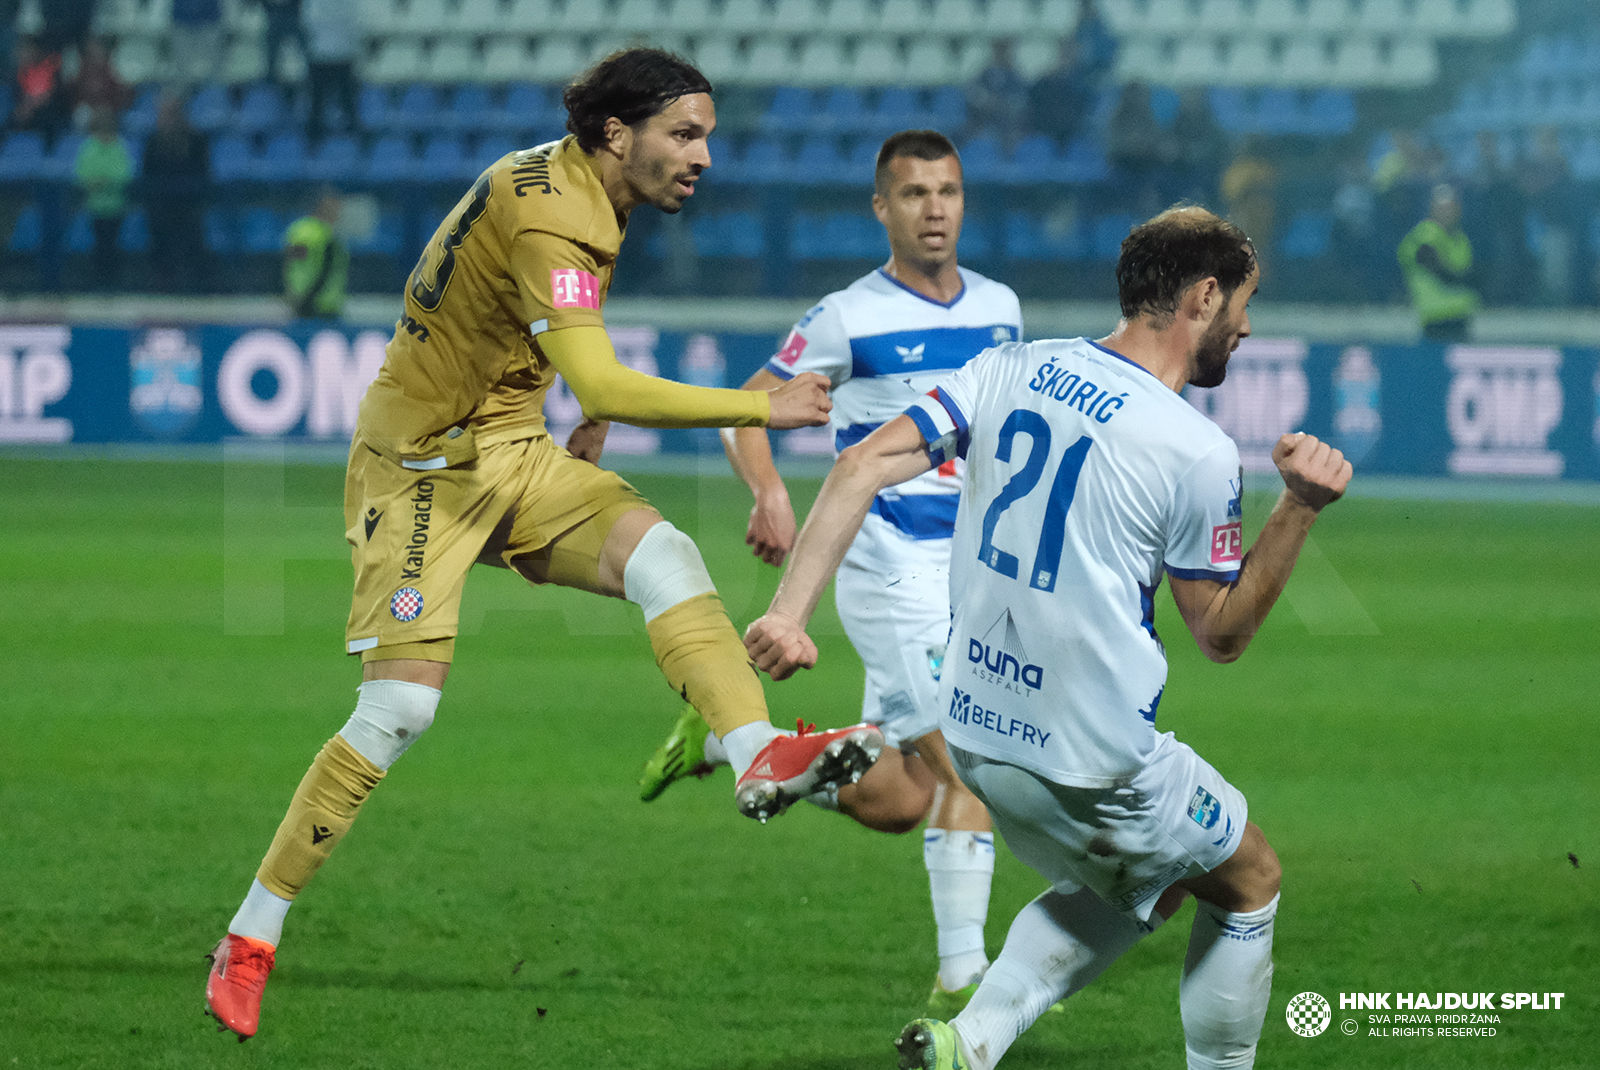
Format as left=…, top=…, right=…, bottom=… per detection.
left=646, top=592, right=769, bottom=739
left=255, top=734, right=385, bottom=900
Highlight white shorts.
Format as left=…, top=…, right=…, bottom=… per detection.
left=833, top=513, right=951, bottom=749
left=951, top=732, right=1248, bottom=929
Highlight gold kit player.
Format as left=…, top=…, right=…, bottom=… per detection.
left=203, top=49, right=884, bottom=1041
left=640, top=131, right=1022, bottom=1016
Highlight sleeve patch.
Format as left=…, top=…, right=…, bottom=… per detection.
left=774, top=329, right=808, bottom=367
left=1210, top=522, right=1243, bottom=566
left=550, top=268, right=600, bottom=309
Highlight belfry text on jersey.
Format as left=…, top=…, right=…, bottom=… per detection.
left=949, top=687, right=1052, bottom=748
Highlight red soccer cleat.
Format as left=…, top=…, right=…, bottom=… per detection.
left=735, top=719, right=884, bottom=822
left=205, top=933, right=276, bottom=1041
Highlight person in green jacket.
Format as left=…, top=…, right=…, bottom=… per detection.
left=283, top=187, right=348, bottom=319
left=73, top=107, right=134, bottom=290
left=1398, top=183, right=1480, bottom=342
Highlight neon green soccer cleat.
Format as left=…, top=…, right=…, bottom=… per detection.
left=894, top=1018, right=968, bottom=1070
left=639, top=704, right=715, bottom=802
left=926, top=978, right=980, bottom=1018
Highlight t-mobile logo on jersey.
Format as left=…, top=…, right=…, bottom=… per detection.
left=1211, top=522, right=1243, bottom=566
left=550, top=268, right=600, bottom=309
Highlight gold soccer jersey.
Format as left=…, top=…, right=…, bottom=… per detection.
left=356, top=136, right=766, bottom=467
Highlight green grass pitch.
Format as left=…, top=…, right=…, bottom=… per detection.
left=2, top=454, right=1594, bottom=1069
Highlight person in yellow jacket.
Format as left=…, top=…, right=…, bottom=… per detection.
left=204, top=47, right=873, bottom=1044
left=1398, top=183, right=1480, bottom=342
left=282, top=187, right=348, bottom=318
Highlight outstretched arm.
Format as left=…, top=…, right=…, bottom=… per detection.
left=721, top=367, right=801, bottom=566
left=744, top=414, right=936, bottom=679
left=1168, top=432, right=1352, bottom=663
left=540, top=326, right=832, bottom=430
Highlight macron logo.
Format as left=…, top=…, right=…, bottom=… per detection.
left=550, top=268, right=600, bottom=309
left=896, top=343, right=925, bottom=364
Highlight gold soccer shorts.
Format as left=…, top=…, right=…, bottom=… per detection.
left=343, top=433, right=649, bottom=662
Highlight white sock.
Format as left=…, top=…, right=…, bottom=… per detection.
left=720, top=720, right=782, bottom=780
left=702, top=728, right=729, bottom=766
left=925, top=829, right=995, bottom=989
left=1181, top=894, right=1278, bottom=1070
left=228, top=878, right=293, bottom=947
left=952, top=888, right=1145, bottom=1070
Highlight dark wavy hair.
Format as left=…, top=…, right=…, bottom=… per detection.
left=873, top=129, right=961, bottom=195
left=1116, top=206, right=1257, bottom=325
left=563, top=48, right=714, bottom=153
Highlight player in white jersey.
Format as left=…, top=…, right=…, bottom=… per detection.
left=639, top=131, right=1022, bottom=1012
left=745, top=206, right=1352, bottom=1070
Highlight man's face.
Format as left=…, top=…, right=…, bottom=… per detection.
left=873, top=154, right=964, bottom=271
left=618, top=93, right=715, bottom=214
left=1189, top=267, right=1258, bottom=389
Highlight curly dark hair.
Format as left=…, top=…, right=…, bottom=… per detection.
left=1116, top=205, right=1257, bottom=325
left=873, top=129, right=960, bottom=195
left=562, top=48, right=714, bottom=153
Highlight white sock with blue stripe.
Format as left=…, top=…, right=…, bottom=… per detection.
left=1181, top=893, right=1278, bottom=1069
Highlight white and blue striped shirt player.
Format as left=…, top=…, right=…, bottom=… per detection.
left=766, top=265, right=1022, bottom=745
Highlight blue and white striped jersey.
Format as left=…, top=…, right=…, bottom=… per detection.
left=905, top=337, right=1244, bottom=787
left=766, top=267, right=1023, bottom=541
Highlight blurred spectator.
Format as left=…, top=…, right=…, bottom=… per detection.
left=1221, top=137, right=1278, bottom=279
left=1169, top=88, right=1226, bottom=204
left=40, top=0, right=95, bottom=56
left=257, top=0, right=309, bottom=85
left=9, top=36, right=70, bottom=145
left=74, top=107, right=134, bottom=290
left=1027, top=38, right=1092, bottom=146
left=1106, top=81, right=1174, bottom=211
left=71, top=38, right=133, bottom=129
left=284, top=188, right=348, bottom=319
left=967, top=39, right=1028, bottom=148
left=1331, top=157, right=1379, bottom=302
left=1463, top=130, right=1530, bottom=306
left=304, top=0, right=359, bottom=141
left=1398, top=184, right=1479, bottom=342
left=141, top=93, right=211, bottom=293
left=171, top=0, right=224, bottom=87
left=1518, top=127, right=1575, bottom=305
left=1071, top=0, right=1118, bottom=87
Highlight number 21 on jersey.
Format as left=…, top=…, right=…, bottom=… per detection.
left=976, top=408, right=1093, bottom=594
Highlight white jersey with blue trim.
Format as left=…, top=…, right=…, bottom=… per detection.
left=905, top=337, right=1245, bottom=787
left=766, top=266, right=1022, bottom=540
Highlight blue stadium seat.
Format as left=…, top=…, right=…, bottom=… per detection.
left=793, top=136, right=847, bottom=183
left=349, top=212, right=405, bottom=255
left=500, top=83, right=553, bottom=134
left=0, top=132, right=48, bottom=180
left=869, top=86, right=919, bottom=134
left=45, top=135, right=87, bottom=182
left=959, top=215, right=994, bottom=259
left=1149, top=85, right=1180, bottom=129
left=359, top=85, right=394, bottom=130
left=210, top=135, right=254, bottom=183
left=119, top=209, right=150, bottom=252
left=67, top=210, right=95, bottom=253
left=815, top=87, right=866, bottom=135
left=789, top=211, right=886, bottom=260
left=692, top=211, right=766, bottom=258
left=204, top=207, right=237, bottom=253
left=1091, top=214, right=1138, bottom=261
left=764, top=87, right=815, bottom=135
left=7, top=203, right=41, bottom=251
left=846, top=136, right=880, bottom=177
left=123, top=85, right=162, bottom=138
left=1254, top=88, right=1302, bottom=136
left=255, top=133, right=309, bottom=183
left=735, top=137, right=792, bottom=185
left=471, top=135, right=518, bottom=172
left=419, top=135, right=473, bottom=183
left=1058, top=137, right=1111, bottom=183
left=928, top=86, right=966, bottom=129
left=1003, top=211, right=1088, bottom=261
left=1306, top=88, right=1356, bottom=135
left=187, top=84, right=232, bottom=132
left=1281, top=210, right=1333, bottom=260
left=1010, top=135, right=1057, bottom=182
left=236, top=83, right=288, bottom=134
left=241, top=207, right=286, bottom=253
left=959, top=134, right=1006, bottom=183
left=393, top=85, right=443, bottom=132
left=443, top=84, right=496, bottom=133
left=1208, top=87, right=1251, bottom=135
left=303, top=135, right=362, bottom=183
left=364, top=135, right=421, bottom=184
